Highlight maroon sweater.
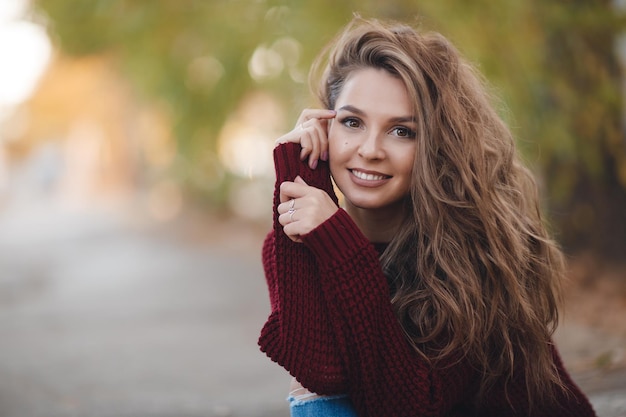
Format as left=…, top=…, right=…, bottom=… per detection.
left=259, top=142, right=596, bottom=416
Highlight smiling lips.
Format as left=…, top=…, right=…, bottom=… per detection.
left=350, top=169, right=391, bottom=182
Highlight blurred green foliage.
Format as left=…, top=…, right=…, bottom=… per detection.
left=33, top=0, right=626, bottom=258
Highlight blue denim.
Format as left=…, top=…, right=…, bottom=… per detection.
left=288, top=395, right=358, bottom=417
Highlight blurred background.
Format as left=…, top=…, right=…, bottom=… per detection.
left=0, top=0, right=625, bottom=416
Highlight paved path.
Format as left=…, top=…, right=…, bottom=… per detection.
left=0, top=201, right=623, bottom=417
left=0, top=202, right=288, bottom=417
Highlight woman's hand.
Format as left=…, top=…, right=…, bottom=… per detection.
left=275, top=108, right=336, bottom=169
left=278, top=176, right=338, bottom=242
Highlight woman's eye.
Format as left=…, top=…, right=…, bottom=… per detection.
left=342, top=118, right=361, bottom=129
left=391, top=126, right=415, bottom=138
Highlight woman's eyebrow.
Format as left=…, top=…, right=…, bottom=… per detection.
left=337, top=105, right=365, bottom=116
left=388, top=115, right=416, bottom=124
left=337, top=105, right=415, bottom=124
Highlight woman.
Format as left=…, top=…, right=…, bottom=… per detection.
left=258, top=16, right=597, bottom=416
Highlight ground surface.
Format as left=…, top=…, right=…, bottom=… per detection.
left=0, top=200, right=624, bottom=417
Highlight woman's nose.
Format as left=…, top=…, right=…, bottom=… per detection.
left=357, top=132, right=385, bottom=160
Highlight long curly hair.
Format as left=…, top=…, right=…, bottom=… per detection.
left=311, top=16, right=566, bottom=405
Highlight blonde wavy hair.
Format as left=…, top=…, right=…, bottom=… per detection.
left=311, top=17, right=566, bottom=405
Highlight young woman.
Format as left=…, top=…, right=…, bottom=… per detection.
left=258, top=17, right=597, bottom=416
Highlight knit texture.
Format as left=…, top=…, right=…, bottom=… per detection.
left=259, top=142, right=597, bottom=416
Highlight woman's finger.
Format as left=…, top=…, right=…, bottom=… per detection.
left=300, top=132, right=320, bottom=170
left=293, top=176, right=307, bottom=185
left=301, top=119, right=330, bottom=168
left=275, top=115, right=330, bottom=149
left=277, top=195, right=297, bottom=215
left=295, top=109, right=336, bottom=127
left=278, top=176, right=337, bottom=242
left=275, top=125, right=303, bottom=146
left=276, top=109, right=335, bottom=169
left=311, top=120, right=329, bottom=163
left=279, top=180, right=307, bottom=204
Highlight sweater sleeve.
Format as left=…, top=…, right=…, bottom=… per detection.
left=258, top=143, right=347, bottom=393
left=302, top=210, right=475, bottom=417
left=303, top=212, right=597, bottom=417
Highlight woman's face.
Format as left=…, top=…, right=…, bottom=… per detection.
left=328, top=68, right=417, bottom=214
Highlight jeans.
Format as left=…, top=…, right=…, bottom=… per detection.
left=288, top=395, right=358, bottom=417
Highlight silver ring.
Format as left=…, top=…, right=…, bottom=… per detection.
left=289, top=209, right=296, bottom=222
left=289, top=199, right=295, bottom=210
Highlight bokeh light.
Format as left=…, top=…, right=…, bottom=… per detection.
left=0, top=8, right=51, bottom=112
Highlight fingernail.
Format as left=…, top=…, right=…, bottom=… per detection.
left=310, top=159, right=318, bottom=169
left=321, top=151, right=328, bottom=161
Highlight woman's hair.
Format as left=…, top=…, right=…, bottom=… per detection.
left=311, top=16, right=567, bottom=405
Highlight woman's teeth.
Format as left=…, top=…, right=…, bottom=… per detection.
left=352, top=170, right=387, bottom=181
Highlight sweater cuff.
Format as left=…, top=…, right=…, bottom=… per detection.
left=273, top=142, right=304, bottom=183
left=273, top=143, right=337, bottom=204
left=303, top=209, right=371, bottom=261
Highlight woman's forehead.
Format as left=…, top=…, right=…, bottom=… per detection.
left=335, top=68, right=414, bottom=120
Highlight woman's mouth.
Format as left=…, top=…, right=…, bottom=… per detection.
left=350, top=169, right=390, bottom=181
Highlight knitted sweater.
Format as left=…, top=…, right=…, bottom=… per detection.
left=259, top=142, right=597, bottom=417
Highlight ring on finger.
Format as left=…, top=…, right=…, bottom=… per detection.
left=289, top=199, right=296, bottom=210
left=289, top=209, right=296, bottom=222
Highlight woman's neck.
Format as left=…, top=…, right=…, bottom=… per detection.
left=345, top=201, right=407, bottom=243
